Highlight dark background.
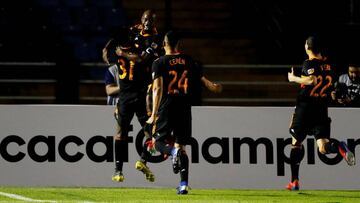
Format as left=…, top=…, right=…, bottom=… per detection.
left=1, top=0, right=359, bottom=64
left=1, top=0, right=359, bottom=105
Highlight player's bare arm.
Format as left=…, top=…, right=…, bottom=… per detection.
left=123, top=52, right=143, bottom=63
left=147, top=77, right=163, bottom=124
left=114, top=47, right=143, bottom=63
left=105, top=84, right=120, bottom=96
left=102, top=39, right=115, bottom=65
left=288, top=67, right=316, bottom=85
left=201, top=76, right=223, bottom=93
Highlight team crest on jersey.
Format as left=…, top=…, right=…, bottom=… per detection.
left=307, top=68, right=315, bottom=75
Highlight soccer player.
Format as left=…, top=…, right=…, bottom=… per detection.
left=286, top=36, right=355, bottom=191
left=147, top=31, right=200, bottom=195
left=103, top=39, right=122, bottom=157
left=106, top=10, right=163, bottom=183
left=126, top=9, right=164, bottom=178
left=103, top=9, right=161, bottom=104
left=130, top=10, right=162, bottom=63
left=103, top=10, right=162, bottom=70
left=331, top=65, right=360, bottom=106
left=104, top=38, right=123, bottom=105
left=108, top=33, right=157, bottom=184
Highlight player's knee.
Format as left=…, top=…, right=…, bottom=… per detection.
left=175, top=143, right=185, bottom=150
left=289, top=127, right=296, bottom=137
left=290, top=128, right=305, bottom=144
left=318, top=145, right=327, bottom=154
left=114, top=134, right=121, bottom=140
left=114, top=133, right=127, bottom=141
left=177, top=148, right=188, bottom=156
left=317, top=139, right=329, bottom=154
left=291, top=136, right=302, bottom=147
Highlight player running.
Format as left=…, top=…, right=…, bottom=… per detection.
left=286, top=36, right=355, bottom=191
left=147, top=31, right=203, bottom=195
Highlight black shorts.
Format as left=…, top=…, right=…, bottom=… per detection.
left=116, top=95, right=148, bottom=138
left=289, top=102, right=331, bottom=143
left=153, top=102, right=192, bottom=145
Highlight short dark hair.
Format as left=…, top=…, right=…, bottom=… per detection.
left=109, top=27, right=131, bottom=50
left=306, top=35, right=323, bottom=54
left=165, top=31, right=179, bottom=48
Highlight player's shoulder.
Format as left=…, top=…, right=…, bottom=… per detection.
left=338, top=73, right=349, bottom=83
left=301, top=59, right=317, bottom=76
left=303, top=58, right=324, bottom=70
left=303, top=59, right=315, bottom=67
left=108, top=64, right=118, bottom=70
left=152, top=56, right=164, bottom=66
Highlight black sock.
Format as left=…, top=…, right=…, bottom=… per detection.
left=140, top=138, right=153, bottom=164
left=179, top=151, right=189, bottom=183
left=324, top=140, right=339, bottom=154
left=114, top=139, right=127, bottom=171
left=290, top=146, right=304, bottom=182
left=155, top=141, right=173, bottom=155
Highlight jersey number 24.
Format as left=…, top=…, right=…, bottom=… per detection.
left=168, top=70, right=188, bottom=94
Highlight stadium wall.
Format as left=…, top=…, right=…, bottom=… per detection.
left=0, top=105, right=359, bottom=189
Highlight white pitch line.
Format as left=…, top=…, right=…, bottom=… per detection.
left=0, top=191, right=57, bottom=202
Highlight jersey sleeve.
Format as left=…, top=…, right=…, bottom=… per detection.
left=104, top=68, right=116, bottom=85
left=152, top=58, right=162, bottom=80
left=301, top=60, right=315, bottom=76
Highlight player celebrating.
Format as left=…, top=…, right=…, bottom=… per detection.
left=102, top=10, right=163, bottom=183
left=286, top=36, right=355, bottom=191
left=104, top=37, right=125, bottom=105
left=127, top=9, right=164, bottom=177
left=130, top=10, right=162, bottom=65
left=147, top=31, right=201, bottom=195
left=110, top=32, right=156, bottom=183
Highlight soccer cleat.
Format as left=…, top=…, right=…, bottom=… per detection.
left=135, top=161, right=155, bottom=182
left=112, top=170, right=124, bottom=182
left=338, top=141, right=356, bottom=166
left=171, top=149, right=181, bottom=174
left=176, top=182, right=189, bottom=195
left=145, top=139, right=157, bottom=155
left=286, top=180, right=299, bottom=191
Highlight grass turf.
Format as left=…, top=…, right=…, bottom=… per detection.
left=0, top=187, right=360, bottom=202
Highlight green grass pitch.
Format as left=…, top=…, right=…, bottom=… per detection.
left=0, top=187, right=360, bottom=202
